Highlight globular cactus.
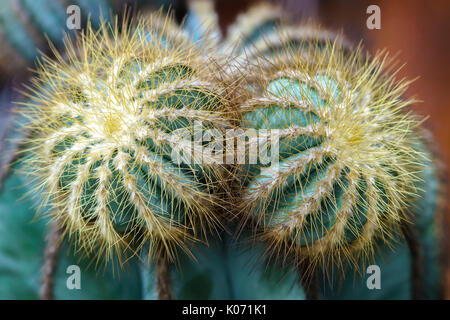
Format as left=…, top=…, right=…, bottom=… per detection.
left=19, top=14, right=235, bottom=264
left=0, top=0, right=117, bottom=79
left=236, top=38, right=426, bottom=274
left=222, top=2, right=282, bottom=55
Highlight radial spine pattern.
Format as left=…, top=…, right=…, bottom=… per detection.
left=237, top=39, right=425, bottom=271
left=21, top=14, right=234, bottom=263
left=221, top=3, right=350, bottom=75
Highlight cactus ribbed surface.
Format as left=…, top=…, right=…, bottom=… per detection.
left=237, top=40, right=426, bottom=271
left=20, top=15, right=234, bottom=263
left=222, top=2, right=282, bottom=54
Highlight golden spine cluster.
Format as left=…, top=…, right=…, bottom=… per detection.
left=235, top=36, right=425, bottom=272
left=20, top=13, right=236, bottom=263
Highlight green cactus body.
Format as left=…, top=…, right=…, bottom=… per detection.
left=20, top=15, right=234, bottom=263
left=411, top=147, right=442, bottom=299
left=139, top=233, right=306, bottom=299
left=222, top=2, right=282, bottom=55
left=222, top=234, right=306, bottom=299
left=182, top=3, right=442, bottom=299
left=0, top=0, right=114, bottom=78
left=236, top=41, right=425, bottom=272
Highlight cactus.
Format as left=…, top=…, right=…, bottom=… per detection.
left=18, top=13, right=235, bottom=265
left=0, top=8, right=308, bottom=301
left=222, top=2, right=282, bottom=55
left=235, top=38, right=426, bottom=275
left=322, top=143, right=443, bottom=299
left=220, top=2, right=351, bottom=81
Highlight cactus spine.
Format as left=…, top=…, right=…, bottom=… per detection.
left=20, top=14, right=235, bottom=264
left=221, top=2, right=350, bottom=77
left=235, top=37, right=426, bottom=273
left=222, top=2, right=282, bottom=55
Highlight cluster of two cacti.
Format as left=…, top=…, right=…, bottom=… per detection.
left=8, top=2, right=442, bottom=299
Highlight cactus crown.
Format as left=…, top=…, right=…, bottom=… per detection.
left=222, top=3, right=350, bottom=76
left=20, top=13, right=235, bottom=263
left=237, top=38, right=425, bottom=273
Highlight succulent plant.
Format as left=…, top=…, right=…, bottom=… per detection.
left=235, top=38, right=426, bottom=276
left=0, top=3, right=444, bottom=301
left=221, top=2, right=282, bottom=55
left=19, top=13, right=235, bottom=266
left=180, top=1, right=444, bottom=299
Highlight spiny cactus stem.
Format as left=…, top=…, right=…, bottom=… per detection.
left=40, top=223, right=63, bottom=300
left=0, top=123, right=29, bottom=188
left=401, top=216, right=424, bottom=299
left=156, top=255, right=173, bottom=300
